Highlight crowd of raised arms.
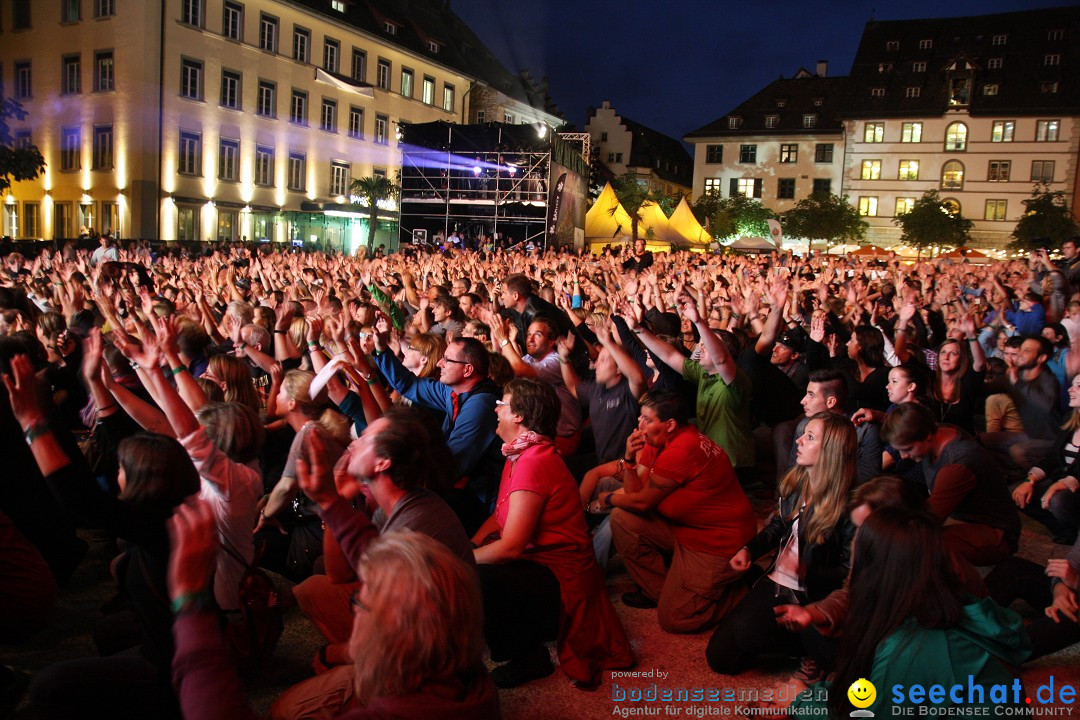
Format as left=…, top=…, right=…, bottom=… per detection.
left=2, top=234, right=1080, bottom=719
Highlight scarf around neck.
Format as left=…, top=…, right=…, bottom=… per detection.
left=501, top=430, right=553, bottom=461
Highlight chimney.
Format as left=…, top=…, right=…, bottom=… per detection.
left=816, top=60, right=828, bottom=77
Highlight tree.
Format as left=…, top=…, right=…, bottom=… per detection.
left=1009, top=184, right=1078, bottom=251
left=782, top=193, right=866, bottom=246
left=0, top=98, right=45, bottom=195
left=893, top=190, right=972, bottom=256
left=349, top=175, right=398, bottom=254
left=609, top=171, right=659, bottom=244
left=691, top=191, right=776, bottom=240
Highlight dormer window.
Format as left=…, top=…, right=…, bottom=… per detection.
left=330, top=0, right=345, bottom=11
left=728, top=117, right=742, bottom=130
left=919, top=39, right=932, bottom=49
left=812, top=98, right=823, bottom=107
left=384, top=21, right=396, bottom=34
left=878, top=63, right=893, bottom=73
left=764, top=115, right=779, bottom=129
left=992, top=34, right=1007, bottom=45
left=886, top=40, right=899, bottom=50
left=428, top=41, right=439, bottom=53
left=871, top=88, right=885, bottom=98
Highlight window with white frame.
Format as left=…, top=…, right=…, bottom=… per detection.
left=919, top=39, right=932, bottom=49
left=422, top=76, right=435, bottom=105
left=443, top=84, right=454, bottom=112
left=375, top=114, right=388, bottom=144
left=15, top=62, right=32, bottom=99
left=223, top=2, right=243, bottom=41
left=912, top=61, right=926, bottom=72
left=321, top=98, right=337, bottom=132
left=988, top=58, right=1003, bottom=69
left=1032, top=160, right=1055, bottom=183
left=941, top=160, right=964, bottom=189
left=992, top=34, right=1006, bottom=45
left=178, top=131, right=200, bottom=175
left=400, top=68, right=413, bottom=97
left=944, top=122, right=967, bottom=151
left=259, top=14, right=278, bottom=52
left=985, top=200, right=1007, bottom=221
left=254, top=145, right=274, bottom=186
left=992, top=120, right=1014, bottom=142
left=352, top=49, right=366, bottom=82
left=330, top=161, right=350, bottom=196
left=288, top=152, right=306, bottom=191
left=290, top=90, right=307, bottom=124
left=181, top=0, right=203, bottom=26
left=901, top=122, right=922, bottom=143
left=324, top=38, right=339, bottom=73
left=1045, top=54, right=1061, bottom=66
left=293, top=28, right=310, bottom=62
left=180, top=58, right=201, bottom=99
left=92, top=125, right=113, bottom=169
left=376, top=59, right=390, bottom=90
left=871, top=88, right=885, bottom=98
left=94, top=51, right=114, bottom=92
left=905, top=87, right=920, bottom=98
left=62, top=55, right=81, bottom=95
left=858, top=197, right=878, bottom=216
left=220, top=70, right=240, bottom=109
left=219, top=138, right=239, bottom=181
left=94, top=0, right=116, bottom=17
left=1036, top=120, right=1060, bottom=142
left=987, top=160, right=1010, bottom=182
left=728, top=117, right=741, bottom=130
left=898, top=160, right=919, bottom=181
left=764, top=115, right=779, bottom=129
left=256, top=80, right=275, bottom=117
left=803, top=114, right=816, bottom=128
left=348, top=106, right=363, bottom=138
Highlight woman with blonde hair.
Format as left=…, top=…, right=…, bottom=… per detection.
left=168, top=505, right=500, bottom=720
left=258, top=369, right=349, bottom=580
left=401, top=332, right=445, bottom=380
left=706, top=411, right=857, bottom=680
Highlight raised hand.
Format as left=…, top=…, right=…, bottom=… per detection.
left=2, top=354, right=48, bottom=427
left=81, top=328, right=105, bottom=385
left=296, top=431, right=340, bottom=510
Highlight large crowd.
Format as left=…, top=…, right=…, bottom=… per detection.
left=2, top=234, right=1080, bottom=719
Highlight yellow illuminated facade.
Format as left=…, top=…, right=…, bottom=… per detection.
left=0, top=0, right=489, bottom=248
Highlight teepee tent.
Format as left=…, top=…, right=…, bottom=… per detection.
left=585, top=183, right=635, bottom=243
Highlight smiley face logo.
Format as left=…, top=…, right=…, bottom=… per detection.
left=847, top=678, right=877, bottom=709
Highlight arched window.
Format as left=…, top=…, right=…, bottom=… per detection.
left=944, top=122, right=967, bottom=151
left=941, top=161, right=965, bottom=190
left=941, top=198, right=961, bottom=215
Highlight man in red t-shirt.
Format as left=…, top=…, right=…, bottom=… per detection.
left=603, top=391, right=757, bottom=633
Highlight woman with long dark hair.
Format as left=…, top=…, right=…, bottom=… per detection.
left=788, top=508, right=1029, bottom=717
left=842, top=325, right=891, bottom=412
left=932, top=335, right=986, bottom=433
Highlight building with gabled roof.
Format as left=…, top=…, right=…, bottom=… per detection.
left=586, top=101, right=693, bottom=199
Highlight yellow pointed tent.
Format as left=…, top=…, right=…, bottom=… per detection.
left=668, top=197, right=713, bottom=248
left=585, top=183, right=635, bottom=243
left=638, top=200, right=681, bottom=246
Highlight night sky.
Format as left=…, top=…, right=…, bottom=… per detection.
left=450, top=0, right=1078, bottom=143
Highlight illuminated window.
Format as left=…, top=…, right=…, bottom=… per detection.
left=348, top=106, right=363, bottom=138
left=331, top=0, right=345, bottom=11
left=287, top=152, right=306, bottom=191
left=739, top=145, right=756, bottom=163
left=987, top=160, right=1010, bottom=182
left=944, top=122, right=967, bottom=151
left=704, top=178, right=722, bottom=195
left=983, top=84, right=998, bottom=96
left=705, top=145, right=723, bottom=163
left=422, top=76, right=435, bottom=105
left=254, top=145, right=274, bottom=186
left=864, top=123, right=884, bottom=143
left=992, top=121, right=1014, bottom=142
left=941, top=160, right=964, bottom=190
left=984, top=200, right=1007, bottom=221
left=219, top=138, right=239, bottom=181
left=777, top=178, right=795, bottom=199
left=898, top=160, right=919, bottom=181
left=815, top=144, right=833, bottom=163
left=861, top=160, right=881, bottom=180
left=442, top=84, right=454, bottom=112
left=1036, top=120, right=1060, bottom=142
left=895, top=197, right=914, bottom=216
left=736, top=178, right=761, bottom=198
left=901, top=122, right=922, bottom=143
left=330, top=161, right=350, bottom=196
left=858, top=197, right=878, bottom=216
left=803, top=114, right=816, bottom=128
left=177, top=207, right=198, bottom=242
left=779, top=144, right=797, bottom=163
left=1032, top=161, right=1055, bottom=183
left=178, top=131, right=200, bottom=175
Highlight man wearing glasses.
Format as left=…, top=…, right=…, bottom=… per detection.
left=371, top=334, right=503, bottom=534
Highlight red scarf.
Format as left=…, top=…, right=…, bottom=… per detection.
left=501, top=431, right=553, bottom=461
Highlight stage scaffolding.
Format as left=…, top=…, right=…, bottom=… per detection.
left=397, top=121, right=587, bottom=249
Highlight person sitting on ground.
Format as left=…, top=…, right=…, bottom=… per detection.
left=606, top=391, right=756, bottom=633
left=882, top=402, right=1020, bottom=566
left=169, top=499, right=500, bottom=720
left=706, top=412, right=857, bottom=681
left=473, top=378, right=633, bottom=689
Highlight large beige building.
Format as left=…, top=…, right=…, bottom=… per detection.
left=0, top=0, right=559, bottom=250
left=686, top=7, right=1080, bottom=249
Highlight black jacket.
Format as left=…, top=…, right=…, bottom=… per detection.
left=744, top=491, right=856, bottom=602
